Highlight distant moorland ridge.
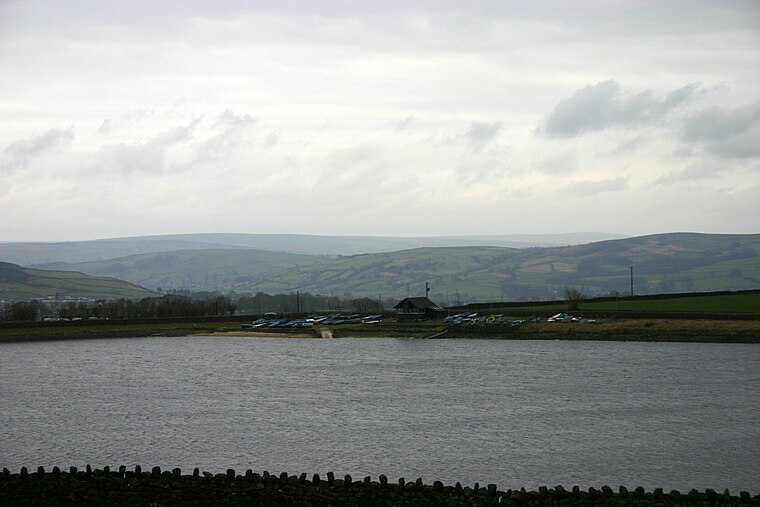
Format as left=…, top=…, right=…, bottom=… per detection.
left=0, top=232, right=626, bottom=264
left=1, top=232, right=758, bottom=303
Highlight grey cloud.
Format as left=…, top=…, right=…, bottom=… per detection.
left=655, top=162, right=725, bottom=185
left=194, top=111, right=260, bottom=162
left=568, top=176, right=629, bottom=196
left=466, top=121, right=502, bottom=152
left=214, top=110, right=260, bottom=129
left=611, top=133, right=650, bottom=155
left=708, top=127, right=760, bottom=159
left=663, top=84, right=699, bottom=109
left=98, top=110, right=154, bottom=135
left=2, top=127, right=74, bottom=172
left=681, top=102, right=760, bottom=159
left=456, top=159, right=508, bottom=184
left=397, top=115, right=416, bottom=131
left=98, top=120, right=197, bottom=174
left=544, top=81, right=698, bottom=137
left=327, top=144, right=377, bottom=170
left=531, top=153, right=578, bottom=175
left=263, top=131, right=280, bottom=148
left=99, top=120, right=114, bottom=135
left=4, top=127, right=74, bottom=158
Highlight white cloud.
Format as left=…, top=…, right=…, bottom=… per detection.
left=213, top=110, right=259, bottom=130
left=1, top=1, right=759, bottom=240
left=1, top=127, right=74, bottom=172
left=96, top=120, right=198, bottom=174
left=98, top=110, right=154, bottom=135
left=568, top=176, right=630, bottom=196
left=193, top=110, right=260, bottom=162
left=531, top=152, right=578, bottom=175
left=456, top=159, right=509, bottom=184
left=655, top=161, right=727, bottom=185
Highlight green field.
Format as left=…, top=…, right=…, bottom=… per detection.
left=496, top=290, right=760, bottom=315
left=578, top=292, right=760, bottom=313
left=0, top=262, right=154, bottom=300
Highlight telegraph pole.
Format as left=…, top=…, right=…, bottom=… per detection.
left=629, top=266, right=634, bottom=296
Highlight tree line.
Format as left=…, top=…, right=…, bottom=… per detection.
left=232, top=291, right=383, bottom=315
left=0, top=295, right=236, bottom=322
left=0, top=291, right=385, bottom=322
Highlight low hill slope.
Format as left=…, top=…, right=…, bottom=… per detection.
left=46, top=249, right=324, bottom=291
left=531, top=232, right=760, bottom=293
left=0, top=262, right=155, bottom=301
left=19, top=233, right=759, bottom=303
left=252, top=233, right=760, bottom=303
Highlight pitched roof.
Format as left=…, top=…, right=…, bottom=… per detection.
left=393, top=297, right=443, bottom=310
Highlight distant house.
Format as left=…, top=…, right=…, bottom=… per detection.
left=393, top=297, right=446, bottom=321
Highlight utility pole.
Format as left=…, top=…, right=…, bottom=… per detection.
left=630, top=266, right=634, bottom=296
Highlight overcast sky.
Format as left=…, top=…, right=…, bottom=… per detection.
left=1, top=1, right=759, bottom=242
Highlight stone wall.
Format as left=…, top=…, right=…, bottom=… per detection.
left=2, top=466, right=758, bottom=506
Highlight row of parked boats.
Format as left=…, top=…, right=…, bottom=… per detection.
left=445, top=312, right=601, bottom=325
left=546, top=312, right=602, bottom=324
left=241, top=313, right=384, bottom=329
left=239, top=312, right=602, bottom=330
left=445, top=313, right=531, bottom=326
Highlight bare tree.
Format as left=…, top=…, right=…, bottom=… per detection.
left=564, top=286, right=584, bottom=311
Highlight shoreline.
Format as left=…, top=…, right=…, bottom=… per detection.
left=2, top=466, right=758, bottom=506
left=1, top=317, right=759, bottom=344
left=200, top=330, right=314, bottom=338
left=1, top=328, right=758, bottom=344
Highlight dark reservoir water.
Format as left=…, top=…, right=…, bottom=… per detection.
left=1, top=336, right=758, bottom=492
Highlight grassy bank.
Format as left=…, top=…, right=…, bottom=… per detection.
left=499, top=290, right=758, bottom=313
left=0, top=319, right=252, bottom=343
left=320, top=318, right=760, bottom=342
left=1, top=317, right=759, bottom=343
left=494, top=319, right=760, bottom=343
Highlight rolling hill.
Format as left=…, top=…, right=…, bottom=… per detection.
left=245, top=233, right=760, bottom=304
left=0, top=232, right=625, bottom=265
left=29, top=233, right=760, bottom=304
left=0, top=237, right=246, bottom=266
left=42, top=248, right=324, bottom=291
left=0, top=262, right=155, bottom=301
